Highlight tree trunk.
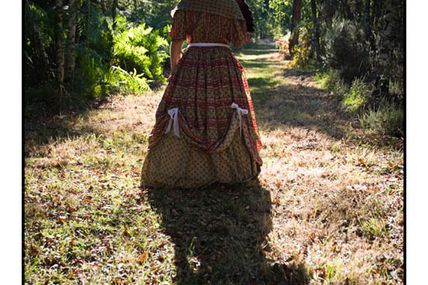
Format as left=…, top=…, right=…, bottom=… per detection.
left=65, top=0, right=79, bottom=90
left=85, top=0, right=91, bottom=41
left=310, top=0, right=321, bottom=61
left=289, top=0, right=302, bottom=57
left=364, top=0, right=376, bottom=50
left=55, top=0, right=65, bottom=113
left=364, top=0, right=372, bottom=37
left=112, top=0, right=118, bottom=31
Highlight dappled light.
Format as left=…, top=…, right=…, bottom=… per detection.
left=25, top=0, right=403, bottom=284
left=25, top=43, right=403, bottom=284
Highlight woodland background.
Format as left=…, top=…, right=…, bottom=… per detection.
left=24, top=0, right=404, bottom=135
left=24, top=0, right=405, bottom=284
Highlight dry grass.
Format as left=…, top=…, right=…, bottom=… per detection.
left=25, top=43, right=403, bottom=284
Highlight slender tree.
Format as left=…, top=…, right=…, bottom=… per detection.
left=65, top=0, right=80, bottom=89
left=112, top=0, right=118, bottom=31
left=289, top=0, right=302, bottom=56
left=310, top=0, right=321, bottom=61
left=55, top=0, right=65, bottom=113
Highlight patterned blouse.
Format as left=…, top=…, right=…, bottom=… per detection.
left=169, top=9, right=250, bottom=48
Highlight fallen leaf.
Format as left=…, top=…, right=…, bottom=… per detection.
left=136, top=251, right=149, bottom=263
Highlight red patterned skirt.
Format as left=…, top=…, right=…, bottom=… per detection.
left=140, top=46, right=263, bottom=189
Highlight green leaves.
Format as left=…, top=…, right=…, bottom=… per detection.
left=112, top=18, right=169, bottom=82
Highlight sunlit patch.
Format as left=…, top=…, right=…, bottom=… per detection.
left=25, top=42, right=403, bottom=284
left=187, top=255, right=202, bottom=273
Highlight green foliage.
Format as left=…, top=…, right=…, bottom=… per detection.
left=370, top=0, right=405, bottom=97
left=27, top=3, right=54, bottom=48
left=104, top=66, right=150, bottom=95
left=359, top=101, right=404, bottom=137
left=75, top=13, right=169, bottom=98
left=319, top=72, right=373, bottom=113
left=82, top=3, right=114, bottom=61
left=24, top=2, right=55, bottom=85
left=71, top=3, right=114, bottom=98
left=268, top=0, right=292, bottom=36
left=246, top=0, right=276, bottom=38
left=122, top=0, right=180, bottom=29
left=290, top=27, right=312, bottom=67
left=360, top=217, right=389, bottom=239
left=112, top=18, right=169, bottom=83
left=342, top=78, right=373, bottom=112
left=322, top=17, right=370, bottom=83
left=318, top=69, right=403, bottom=137
left=25, top=0, right=171, bottom=106
left=76, top=47, right=109, bottom=98
left=316, top=69, right=348, bottom=98
left=315, top=69, right=340, bottom=90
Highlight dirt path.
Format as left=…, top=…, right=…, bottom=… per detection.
left=25, top=43, right=403, bottom=284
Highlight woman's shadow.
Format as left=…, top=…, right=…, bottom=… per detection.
left=146, top=179, right=310, bottom=285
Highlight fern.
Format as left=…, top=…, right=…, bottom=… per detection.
left=113, top=19, right=169, bottom=83
left=104, top=66, right=150, bottom=95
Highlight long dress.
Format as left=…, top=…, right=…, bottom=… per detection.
left=140, top=8, right=263, bottom=189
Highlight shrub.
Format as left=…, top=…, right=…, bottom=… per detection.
left=315, top=69, right=341, bottom=90
left=359, top=101, right=404, bottom=137
left=291, top=44, right=311, bottom=68
left=290, top=27, right=311, bottom=68
left=103, top=66, right=150, bottom=95
left=75, top=15, right=169, bottom=98
left=113, top=19, right=169, bottom=83
left=342, top=78, right=373, bottom=112
left=76, top=47, right=110, bottom=98
left=323, top=17, right=370, bottom=83
left=315, top=69, right=349, bottom=100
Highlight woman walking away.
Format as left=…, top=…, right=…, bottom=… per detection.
left=140, top=0, right=263, bottom=189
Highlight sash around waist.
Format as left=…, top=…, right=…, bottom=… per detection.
left=187, top=43, right=230, bottom=48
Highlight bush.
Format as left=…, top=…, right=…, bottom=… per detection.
left=315, top=69, right=350, bottom=101
left=113, top=19, right=169, bottom=83
left=103, top=66, right=150, bottom=95
left=76, top=47, right=111, bottom=98
left=315, top=69, right=341, bottom=90
left=73, top=15, right=169, bottom=99
left=291, top=44, right=311, bottom=68
left=290, top=27, right=311, bottom=68
left=359, top=101, right=404, bottom=137
left=323, top=17, right=370, bottom=83
left=316, top=70, right=373, bottom=112
left=74, top=4, right=114, bottom=98
left=342, top=78, right=373, bottom=112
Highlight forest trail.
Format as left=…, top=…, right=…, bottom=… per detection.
left=25, top=42, right=404, bottom=284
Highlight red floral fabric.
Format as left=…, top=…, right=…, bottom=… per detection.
left=140, top=9, right=262, bottom=189
left=169, top=10, right=250, bottom=48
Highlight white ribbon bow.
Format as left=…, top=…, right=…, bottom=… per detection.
left=165, top=107, right=180, bottom=137
left=231, top=103, right=249, bottom=137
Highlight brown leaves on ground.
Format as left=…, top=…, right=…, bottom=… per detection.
left=25, top=43, right=403, bottom=285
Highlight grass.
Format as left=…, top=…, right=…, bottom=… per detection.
left=314, top=69, right=404, bottom=138
left=359, top=102, right=405, bottom=137
left=25, top=42, right=403, bottom=284
left=341, top=78, right=372, bottom=112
